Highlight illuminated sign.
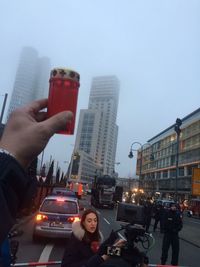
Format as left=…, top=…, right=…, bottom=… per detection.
left=192, top=168, right=200, bottom=196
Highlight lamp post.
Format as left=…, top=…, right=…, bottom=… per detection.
left=128, top=142, right=152, bottom=191
left=174, top=118, right=182, bottom=202
left=128, top=142, right=143, bottom=189
left=0, top=93, right=8, bottom=124
left=39, top=150, right=45, bottom=178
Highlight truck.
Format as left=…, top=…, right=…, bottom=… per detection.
left=91, top=175, right=116, bottom=209
left=113, top=185, right=123, bottom=203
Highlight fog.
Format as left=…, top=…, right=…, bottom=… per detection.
left=0, top=0, right=199, bottom=176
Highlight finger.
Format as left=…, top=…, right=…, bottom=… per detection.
left=35, top=111, right=47, bottom=122
left=42, top=111, right=73, bottom=135
left=23, top=99, right=48, bottom=113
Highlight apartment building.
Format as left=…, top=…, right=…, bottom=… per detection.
left=137, top=108, right=200, bottom=199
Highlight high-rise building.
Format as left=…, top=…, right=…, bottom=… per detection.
left=7, top=47, right=50, bottom=117
left=73, top=75, right=120, bottom=183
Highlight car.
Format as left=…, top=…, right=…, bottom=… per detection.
left=32, top=195, right=80, bottom=241
left=51, top=187, right=77, bottom=198
left=155, top=199, right=176, bottom=208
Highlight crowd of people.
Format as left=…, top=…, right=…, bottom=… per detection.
left=0, top=98, right=182, bottom=267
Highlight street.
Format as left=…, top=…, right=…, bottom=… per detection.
left=14, top=196, right=200, bottom=267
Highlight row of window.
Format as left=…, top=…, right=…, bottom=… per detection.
left=150, top=120, right=200, bottom=152
left=144, top=165, right=198, bottom=180
left=143, top=145, right=200, bottom=170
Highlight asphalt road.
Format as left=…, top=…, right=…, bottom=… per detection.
left=14, top=198, right=200, bottom=267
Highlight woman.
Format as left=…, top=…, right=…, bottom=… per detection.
left=61, top=208, right=103, bottom=267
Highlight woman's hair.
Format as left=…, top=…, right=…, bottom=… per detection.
left=81, top=208, right=101, bottom=243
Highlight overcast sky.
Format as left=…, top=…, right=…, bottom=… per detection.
left=0, top=0, right=199, bottom=177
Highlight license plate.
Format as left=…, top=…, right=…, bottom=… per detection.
left=49, top=222, right=64, bottom=228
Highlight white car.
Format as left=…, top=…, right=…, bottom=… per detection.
left=33, top=195, right=80, bottom=241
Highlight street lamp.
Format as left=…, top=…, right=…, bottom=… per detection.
left=174, top=118, right=182, bottom=202
left=128, top=142, right=152, bottom=191
left=128, top=142, right=143, bottom=190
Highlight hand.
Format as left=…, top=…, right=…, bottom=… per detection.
left=98, top=230, right=119, bottom=256
left=113, top=239, right=126, bottom=248
left=0, top=99, right=73, bottom=168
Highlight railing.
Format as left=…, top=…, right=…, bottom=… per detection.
left=12, top=261, right=189, bottom=267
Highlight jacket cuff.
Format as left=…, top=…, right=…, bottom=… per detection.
left=0, top=153, right=29, bottom=205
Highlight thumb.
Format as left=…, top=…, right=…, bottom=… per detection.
left=42, top=111, right=73, bottom=135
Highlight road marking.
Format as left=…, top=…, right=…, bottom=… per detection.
left=38, top=244, right=54, bottom=267
left=96, top=210, right=101, bottom=215
left=190, top=220, right=200, bottom=225
left=118, top=233, right=126, bottom=240
left=103, top=218, right=110, bottom=224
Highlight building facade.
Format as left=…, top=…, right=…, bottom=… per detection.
left=7, top=47, right=50, bottom=117
left=68, top=150, right=103, bottom=184
left=137, top=108, right=200, bottom=200
left=72, top=75, right=120, bottom=184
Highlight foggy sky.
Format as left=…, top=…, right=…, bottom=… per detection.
left=0, top=0, right=200, bottom=177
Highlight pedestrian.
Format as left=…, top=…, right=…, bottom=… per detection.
left=143, top=198, right=153, bottom=232
left=160, top=203, right=183, bottom=266
left=153, top=204, right=162, bottom=232
left=0, top=98, right=73, bottom=243
left=61, top=208, right=105, bottom=267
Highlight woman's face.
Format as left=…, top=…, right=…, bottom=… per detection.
left=83, top=212, right=98, bottom=233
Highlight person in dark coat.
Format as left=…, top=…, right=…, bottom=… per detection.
left=61, top=208, right=126, bottom=267
left=153, top=204, right=163, bottom=232
left=160, top=203, right=183, bottom=266
left=61, top=209, right=104, bottom=267
left=143, top=199, right=153, bottom=232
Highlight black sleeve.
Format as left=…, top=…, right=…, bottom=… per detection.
left=162, top=212, right=168, bottom=231
left=174, top=214, right=183, bottom=233
left=0, top=153, right=34, bottom=243
left=83, top=254, right=104, bottom=267
left=61, top=237, right=92, bottom=267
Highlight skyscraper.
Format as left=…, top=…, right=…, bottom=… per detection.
left=7, top=47, right=50, bottom=117
left=75, top=75, right=120, bottom=178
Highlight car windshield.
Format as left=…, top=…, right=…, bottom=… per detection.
left=52, top=189, right=76, bottom=197
left=97, top=177, right=116, bottom=187
left=40, top=199, right=78, bottom=214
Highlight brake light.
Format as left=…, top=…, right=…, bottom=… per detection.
left=67, top=216, right=80, bottom=223
left=56, top=198, right=65, bottom=202
left=36, top=214, right=48, bottom=221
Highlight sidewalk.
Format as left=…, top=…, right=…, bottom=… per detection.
left=179, top=218, right=200, bottom=248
